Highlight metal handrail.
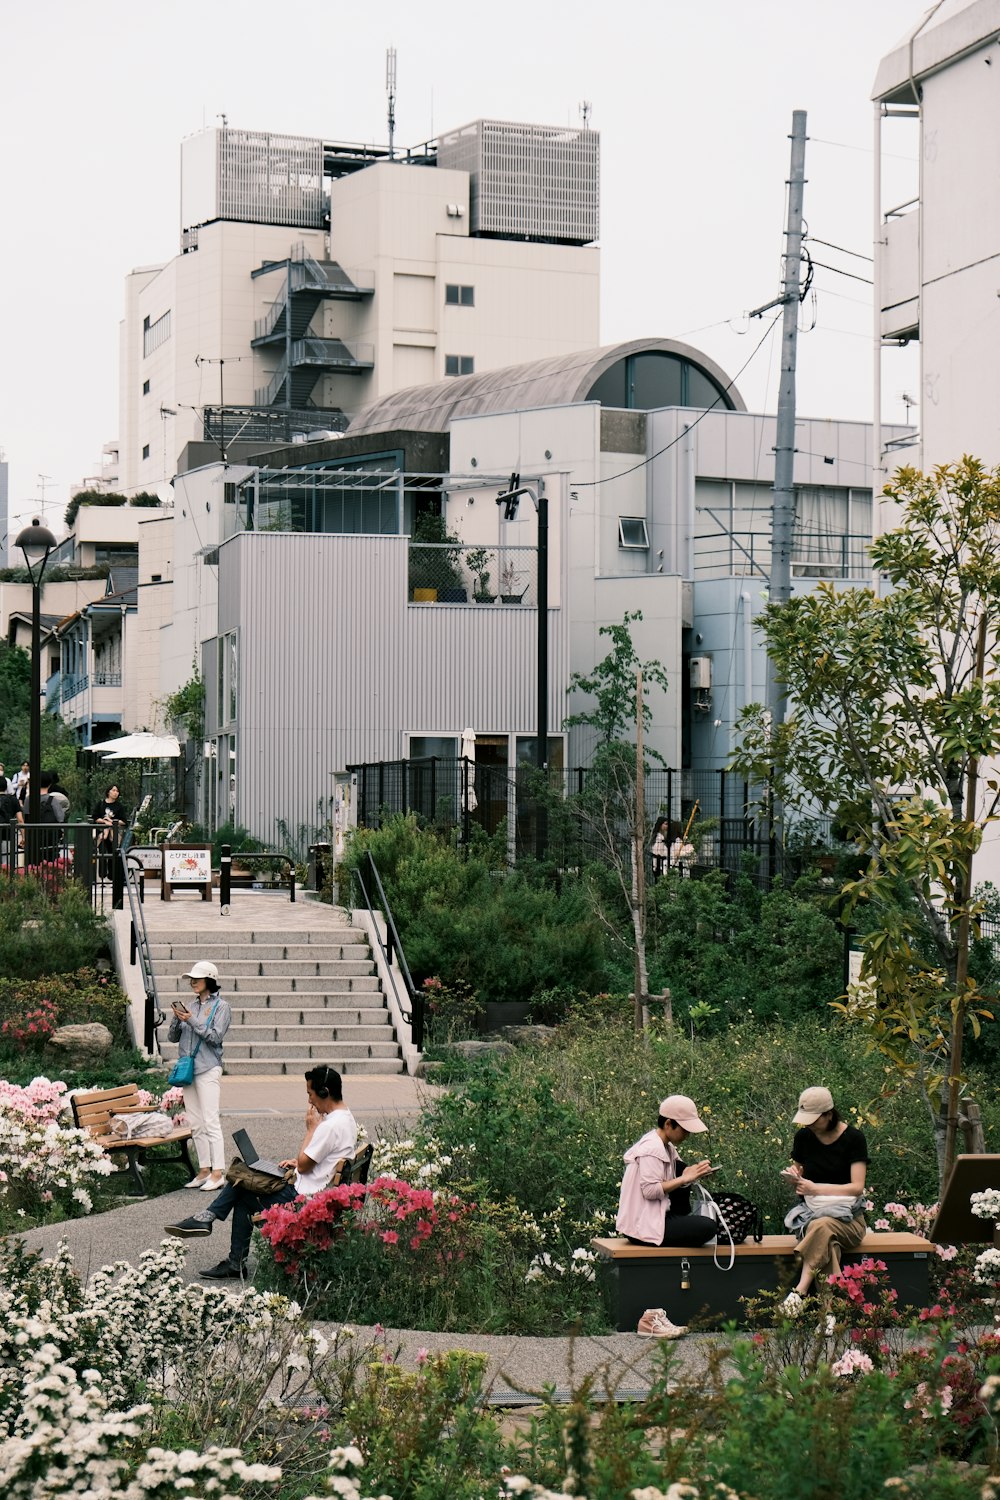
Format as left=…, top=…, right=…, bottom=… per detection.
left=353, top=850, right=423, bottom=1050
left=120, top=847, right=164, bottom=1052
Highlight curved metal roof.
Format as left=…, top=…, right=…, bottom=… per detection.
left=347, top=337, right=746, bottom=435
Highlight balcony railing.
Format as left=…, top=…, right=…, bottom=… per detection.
left=407, top=543, right=537, bottom=606
left=61, top=671, right=122, bottom=702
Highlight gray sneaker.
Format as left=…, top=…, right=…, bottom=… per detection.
left=166, top=1211, right=214, bottom=1237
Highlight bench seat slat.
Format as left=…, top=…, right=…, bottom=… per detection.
left=592, top=1232, right=933, bottom=1259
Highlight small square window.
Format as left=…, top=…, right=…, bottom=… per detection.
left=445, top=283, right=475, bottom=307
left=142, top=379, right=150, bottom=395
left=445, top=355, right=474, bottom=377
left=445, top=284, right=460, bottom=305
left=618, top=517, right=649, bottom=549
left=141, top=444, right=150, bottom=461
left=460, top=285, right=474, bottom=306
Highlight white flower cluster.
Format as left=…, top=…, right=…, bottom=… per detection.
left=0, top=1238, right=376, bottom=1498
left=0, top=1238, right=306, bottom=1425
left=503, top=1481, right=733, bottom=1500
left=524, top=1248, right=597, bottom=1283
left=971, top=1188, right=1000, bottom=1223
left=0, top=1101, right=114, bottom=1215
left=973, top=1246, right=1000, bottom=1287
left=369, top=1133, right=472, bottom=1188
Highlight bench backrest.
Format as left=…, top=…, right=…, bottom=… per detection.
left=349, top=1142, right=374, bottom=1185
left=72, top=1084, right=142, bottom=1138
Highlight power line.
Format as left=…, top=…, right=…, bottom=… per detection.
left=809, top=259, right=873, bottom=286
left=573, top=316, right=781, bottom=489
left=806, top=236, right=873, bottom=263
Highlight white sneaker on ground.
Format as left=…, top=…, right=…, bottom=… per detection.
left=636, top=1307, right=688, bottom=1339
left=781, top=1291, right=805, bottom=1316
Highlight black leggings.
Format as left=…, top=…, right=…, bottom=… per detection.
left=627, top=1213, right=719, bottom=1249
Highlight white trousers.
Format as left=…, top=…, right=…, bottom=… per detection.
left=183, top=1065, right=225, bottom=1171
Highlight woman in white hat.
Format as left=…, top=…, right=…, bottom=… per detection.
left=168, top=960, right=232, bottom=1191
left=781, top=1085, right=869, bottom=1312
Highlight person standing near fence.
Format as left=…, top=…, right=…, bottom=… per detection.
left=168, top=960, right=232, bottom=1192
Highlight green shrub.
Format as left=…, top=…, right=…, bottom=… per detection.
left=0, top=969, right=130, bottom=1047
left=0, top=879, right=111, bottom=978
left=341, top=816, right=605, bottom=1004
left=421, top=1013, right=1000, bottom=1232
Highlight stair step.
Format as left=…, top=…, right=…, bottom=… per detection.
left=149, top=927, right=363, bottom=946
left=162, top=976, right=380, bottom=995
left=165, top=1023, right=393, bottom=1042
left=223, top=1058, right=405, bottom=1076
left=223, top=1041, right=401, bottom=1060
left=158, top=960, right=374, bottom=979
left=231, top=1005, right=388, bottom=1024
left=149, top=943, right=370, bottom=962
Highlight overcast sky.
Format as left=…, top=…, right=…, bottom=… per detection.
left=0, top=0, right=924, bottom=537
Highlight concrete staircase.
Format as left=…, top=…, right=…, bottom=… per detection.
left=150, top=923, right=403, bottom=1076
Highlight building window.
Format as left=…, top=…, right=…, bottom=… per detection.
left=445, top=355, right=474, bottom=377
left=445, top=283, right=474, bottom=306
left=141, top=444, right=150, bottom=460
left=142, top=309, right=171, bottom=357
left=142, top=379, right=150, bottom=395
left=618, top=517, right=649, bottom=549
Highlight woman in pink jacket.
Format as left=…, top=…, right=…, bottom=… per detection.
left=616, top=1094, right=719, bottom=1247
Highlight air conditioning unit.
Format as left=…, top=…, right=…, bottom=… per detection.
left=689, top=655, right=712, bottom=690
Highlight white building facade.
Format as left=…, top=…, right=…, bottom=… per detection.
left=118, top=121, right=601, bottom=494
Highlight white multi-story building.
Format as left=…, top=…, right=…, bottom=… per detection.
left=153, top=338, right=902, bottom=848
left=874, top=0, right=1000, bottom=476
left=118, top=120, right=601, bottom=493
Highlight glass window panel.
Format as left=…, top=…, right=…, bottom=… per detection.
left=685, top=365, right=731, bottom=410
left=408, top=736, right=458, bottom=760
left=618, top=517, right=649, bottom=548
left=631, top=353, right=683, bottom=410
left=585, top=359, right=628, bottom=408
left=445, top=284, right=460, bottom=304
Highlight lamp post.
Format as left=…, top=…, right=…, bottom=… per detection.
left=15, top=518, right=57, bottom=832
left=497, top=475, right=549, bottom=860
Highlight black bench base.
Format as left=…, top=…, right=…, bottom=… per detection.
left=593, top=1233, right=934, bottom=1330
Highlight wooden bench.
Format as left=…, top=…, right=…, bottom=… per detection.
left=72, top=1084, right=196, bottom=1197
left=592, top=1232, right=935, bottom=1330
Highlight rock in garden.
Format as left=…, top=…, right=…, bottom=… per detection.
left=44, top=1023, right=114, bottom=1067
left=445, top=1040, right=514, bottom=1061
left=496, top=1024, right=557, bottom=1047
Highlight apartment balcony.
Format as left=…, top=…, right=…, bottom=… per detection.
left=878, top=204, right=919, bottom=341
left=61, top=672, right=122, bottom=715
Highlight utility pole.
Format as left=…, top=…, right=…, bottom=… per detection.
left=767, top=109, right=807, bottom=726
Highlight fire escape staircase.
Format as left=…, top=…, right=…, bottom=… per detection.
left=252, top=254, right=374, bottom=408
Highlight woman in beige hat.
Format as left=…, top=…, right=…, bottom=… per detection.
left=781, top=1085, right=869, bottom=1313
left=168, top=960, right=232, bottom=1191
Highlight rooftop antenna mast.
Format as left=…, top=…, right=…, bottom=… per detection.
left=37, top=473, right=53, bottom=526
left=579, top=100, right=592, bottom=128
left=386, top=47, right=397, bottom=160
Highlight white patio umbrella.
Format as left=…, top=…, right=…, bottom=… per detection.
left=95, top=732, right=182, bottom=760
left=460, top=727, right=477, bottom=812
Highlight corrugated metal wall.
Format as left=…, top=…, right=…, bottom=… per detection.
left=213, top=532, right=567, bottom=849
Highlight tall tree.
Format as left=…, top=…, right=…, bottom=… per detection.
left=732, top=458, right=1000, bottom=1182
left=565, top=612, right=670, bottom=1029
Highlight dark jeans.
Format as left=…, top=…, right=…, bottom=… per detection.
left=208, top=1179, right=297, bottom=1264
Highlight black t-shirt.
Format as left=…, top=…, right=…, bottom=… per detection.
left=0, top=792, right=20, bottom=824
left=792, top=1124, right=869, bottom=1187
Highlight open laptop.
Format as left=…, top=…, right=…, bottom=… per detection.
left=232, top=1128, right=287, bottom=1181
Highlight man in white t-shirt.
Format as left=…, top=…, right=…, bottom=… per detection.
left=166, top=1064, right=358, bottom=1278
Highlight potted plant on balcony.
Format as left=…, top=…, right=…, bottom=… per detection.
left=500, top=558, right=527, bottom=604
left=408, top=513, right=465, bottom=602
left=466, top=547, right=495, bottom=603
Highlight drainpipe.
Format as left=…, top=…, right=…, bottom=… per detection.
left=741, top=590, right=753, bottom=717
left=682, top=422, right=695, bottom=578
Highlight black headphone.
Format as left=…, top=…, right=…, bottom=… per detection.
left=312, top=1065, right=332, bottom=1099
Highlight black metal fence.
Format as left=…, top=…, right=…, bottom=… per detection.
left=0, top=820, right=127, bottom=906
left=347, top=759, right=831, bottom=886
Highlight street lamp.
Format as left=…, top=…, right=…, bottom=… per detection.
left=15, top=518, right=57, bottom=830
left=496, top=474, right=549, bottom=860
